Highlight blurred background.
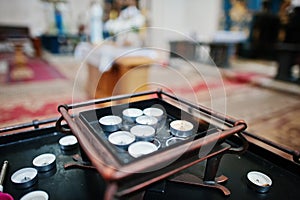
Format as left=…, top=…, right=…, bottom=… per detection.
left=0, top=0, right=299, bottom=153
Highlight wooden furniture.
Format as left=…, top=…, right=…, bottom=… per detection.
left=0, top=25, right=43, bottom=81
left=86, top=56, right=155, bottom=100
left=9, top=38, right=34, bottom=81
left=169, top=40, right=234, bottom=68
left=0, top=25, right=42, bottom=57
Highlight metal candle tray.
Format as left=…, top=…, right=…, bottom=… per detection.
left=78, top=97, right=219, bottom=165
left=56, top=90, right=248, bottom=199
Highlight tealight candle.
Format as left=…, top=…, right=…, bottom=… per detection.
left=11, top=167, right=38, bottom=188
left=246, top=171, right=272, bottom=193
left=136, top=115, right=158, bottom=128
left=122, top=108, right=143, bottom=123
left=99, top=115, right=122, bottom=132
left=20, top=190, right=49, bottom=200
left=170, top=120, right=194, bottom=137
left=32, top=153, right=56, bottom=172
left=108, top=131, right=135, bottom=150
left=130, top=125, right=156, bottom=141
left=143, top=107, right=164, bottom=120
left=128, top=141, right=158, bottom=158
left=59, top=135, right=78, bottom=150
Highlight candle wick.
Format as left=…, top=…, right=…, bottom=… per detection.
left=22, top=176, right=31, bottom=182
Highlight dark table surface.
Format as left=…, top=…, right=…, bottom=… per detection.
left=1, top=125, right=299, bottom=200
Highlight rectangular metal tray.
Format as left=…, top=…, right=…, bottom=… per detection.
left=78, top=98, right=219, bottom=165
left=56, top=90, right=250, bottom=198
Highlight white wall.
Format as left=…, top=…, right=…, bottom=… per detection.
left=147, top=0, right=223, bottom=48
left=0, top=0, right=93, bottom=37
left=0, top=0, right=222, bottom=42
left=0, top=0, right=46, bottom=36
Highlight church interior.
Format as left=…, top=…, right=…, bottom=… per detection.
left=0, top=0, right=299, bottom=199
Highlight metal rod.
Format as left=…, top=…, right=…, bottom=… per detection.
left=0, top=117, right=58, bottom=134
left=243, top=131, right=300, bottom=163
left=66, top=90, right=159, bottom=110
left=0, top=160, right=8, bottom=192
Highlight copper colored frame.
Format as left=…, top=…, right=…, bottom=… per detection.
left=56, top=89, right=248, bottom=199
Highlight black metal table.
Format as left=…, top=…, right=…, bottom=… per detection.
left=1, top=118, right=300, bottom=200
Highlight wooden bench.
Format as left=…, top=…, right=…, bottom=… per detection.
left=0, top=25, right=42, bottom=57
left=0, top=25, right=36, bottom=80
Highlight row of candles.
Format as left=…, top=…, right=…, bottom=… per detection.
left=7, top=135, right=79, bottom=199
left=99, top=107, right=195, bottom=158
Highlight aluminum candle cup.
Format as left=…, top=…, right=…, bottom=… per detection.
left=136, top=115, right=158, bottom=128
left=20, top=190, right=49, bottom=200
left=246, top=171, right=272, bottom=193
left=11, top=167, right=38, bottom=188
left=143, top=107, right=164, bottom=120
left=128, top=141, right=158, bottom=158
left=99, top=115, right=122, bottom=132
left=108, top=131, right=136, bottom=150
left=32, top=153, right=56, bottom=172
left=166, top=137, right=186, bottom=146
left=122, top=108, right=143, bottom=123
left=130, top=125, right=156, bottom=141
left=59, top=135, right=78, bottom=150
left=170, top=120, right=194, bottom=137
left=153, top=138, right=161, bottom=149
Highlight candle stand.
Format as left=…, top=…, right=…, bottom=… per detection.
left=56, top=89, right=248, bottom=199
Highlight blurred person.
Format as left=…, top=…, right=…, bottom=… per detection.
left=249, top=0, right=280, bottom=59
left=284, top=0, right=300, bottom=43
left=104, top=0, right=145, bottom=47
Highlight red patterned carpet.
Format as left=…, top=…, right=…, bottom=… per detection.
left=7, top=57, right=66, bottom=83
left=0, top=53, right=66, bottom=83
left=0, top=53, right=87, bottom=128
left=0, top=97, right=73, bottom=126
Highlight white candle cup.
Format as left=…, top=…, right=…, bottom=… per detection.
left=59, top=135, right=78, bottom=150
left=11, top=167, right=38, bottom=189
left=246, top=171, right=272, bottom=193
left=122, top=108, right=143, bottom=123
left=136, top=115, right=158, bottom=128
left=130, top=125, right=156, bottom=141
left=99, top=115, right=122, bottom=132
left=128, top=141, right=158, bottom=158
left=143, top=107, right=164, bottom=120
left=108, top=131, right=136, bottom=150
left=170, top=120, right=194, bottom=137
left=32, top=153, right=56, bottom=172
left=20, top=190, right=49, bottom=200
